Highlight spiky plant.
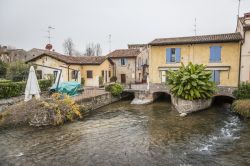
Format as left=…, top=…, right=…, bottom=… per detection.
left=167, top=62, right=216, bottom=100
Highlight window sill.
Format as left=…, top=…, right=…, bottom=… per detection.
left=166, top=62, right=181, bottom=64
left=209, top=61, right=221, bottom=63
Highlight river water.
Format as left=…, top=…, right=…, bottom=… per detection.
left=0, top=99, right=250, bottom=166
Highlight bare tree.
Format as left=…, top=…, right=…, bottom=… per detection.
left=95, top=43, right=102, bottom=56
left=63, top=38, right=74, bottom=56
left=84, top=43, right=102, bottom=56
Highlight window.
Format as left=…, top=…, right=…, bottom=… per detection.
left=171, top=48, right=176, bottom=62
left=71, top=70, right=78, bottom=79
left=210, top=70, right=220, bottom=84
left=210, top=46, right=221, bottom=62
left=87, top=70, right=93, bottom=78
left=53, top=70, right=58, bottom=80
left=121, top=58, right=127, bottom=66
left=138, top=57, right=141, bottom=69
left=101, top=70, right=104, bottom=77
left=166, top=48, right=181, bottom=63
left=108, top=70, right=111, bottom=77
left=36, top=70, right=42, bottom=80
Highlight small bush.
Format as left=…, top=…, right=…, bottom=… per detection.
left=232, top=99, right=250, bottom=118
left=105, top=83, right=123, bottom=96
left=41, top=93, right=82, bottom=125
left=38, top=79, right=53, bottom=91
left=233, top=82, right=250, bottom=99
left=167, top=62, right=216, bottom=100
left=110, top=76, right=117, bottom=82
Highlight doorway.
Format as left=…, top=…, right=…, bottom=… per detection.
left=121, top=74, right=126, bottom=84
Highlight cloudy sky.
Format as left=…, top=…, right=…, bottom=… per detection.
left=0, top=0, right=250, bottom=55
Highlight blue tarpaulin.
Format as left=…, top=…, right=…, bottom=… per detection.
left=50, top=81, right=81, bottom=96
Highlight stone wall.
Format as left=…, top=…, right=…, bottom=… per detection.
left=76, top=92, right=122, bottom=112
left=171, top=96, right=212, bottom=114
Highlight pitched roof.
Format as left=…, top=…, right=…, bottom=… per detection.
left=26, top=52, right=113, bottom=65
left=149, top=33, right=242, bottom=46
left=106, top=49, right=141, bottom=58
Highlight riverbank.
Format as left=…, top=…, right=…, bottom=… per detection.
left=232, top=99, right=250, bottom=118
left=0, top=90, right=124, bottom=128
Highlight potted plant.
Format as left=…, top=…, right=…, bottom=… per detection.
left=167, top=62, right=216, bottom=114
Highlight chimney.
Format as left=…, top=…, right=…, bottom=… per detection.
left=244, top=12, right=250, bottom=24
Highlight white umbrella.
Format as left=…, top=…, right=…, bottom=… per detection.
left=24, top=66, right=41, bottom=101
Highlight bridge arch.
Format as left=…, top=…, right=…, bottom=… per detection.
left=152, top=91, right=171, bottom=101
left=212, top=95, right=235, bottom=104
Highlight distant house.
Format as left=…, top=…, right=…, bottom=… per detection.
left=107, top=46, right=149, bottom=84
left=148, top=33, right=242, bottom=87
left=236, top=12, right=250, bottom=82
left=26, top=52, right=114, bottom=87
left=0, top=45, right=29, bottom=63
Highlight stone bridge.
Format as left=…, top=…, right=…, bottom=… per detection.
left=124, top=83, right=237, bottom=104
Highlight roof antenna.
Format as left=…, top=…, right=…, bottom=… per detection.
left=47, top=26, right=55, bottom=44
left=108, top=34, right=111, bottom=53
left=194, top=18, right=197, bottom=36
left=237, top=0, right=241, bottom=18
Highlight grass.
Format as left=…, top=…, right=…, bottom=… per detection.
left=232, top=99, right=250, bottom=118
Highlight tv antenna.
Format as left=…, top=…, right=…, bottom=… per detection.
left=194, top=18, right=197, bottom=36
left=108, top=34, right=111, bottom=53
left=47, top=26, right=55, bottom=44
left=237, top=0, right=241, bottom=18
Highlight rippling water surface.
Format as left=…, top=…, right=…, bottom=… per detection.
left=0, top=100, right=250, bottom=166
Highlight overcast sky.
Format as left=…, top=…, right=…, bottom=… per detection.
left=0, top=0, right=250, bottom=55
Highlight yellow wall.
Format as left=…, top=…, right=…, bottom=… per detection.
left=81, top=59, right=113, bottom=86
left=29, top=56, right=113, bottom=86
left=30, top=56, right=81, bottom=83
left=149, top=42, right=241, bottom=87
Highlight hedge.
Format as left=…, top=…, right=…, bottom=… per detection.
left=233, top=82, right=250, bottom=99
left=0, top=79, right=53, bottom=99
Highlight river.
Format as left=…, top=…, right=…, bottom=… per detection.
left=0, top=98, right=250, bottom=166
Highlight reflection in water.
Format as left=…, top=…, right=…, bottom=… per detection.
left=0, top=100, right=249, bottom=166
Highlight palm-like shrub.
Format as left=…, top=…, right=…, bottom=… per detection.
left=167, top=62, right=216, bottom=100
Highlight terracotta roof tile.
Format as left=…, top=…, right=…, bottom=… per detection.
left=26, top=52, right=112, bottom=65
left=106, top=49, right=141, bottom=58
left=149, top=33, right=242, bottom=46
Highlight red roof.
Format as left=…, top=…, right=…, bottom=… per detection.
left=149, top=33, right=242, bottom=46
left=26, top=52, right=113, bottom=65
left=106, top=49, right=141, bottom=58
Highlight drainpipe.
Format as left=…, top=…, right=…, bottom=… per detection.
left=67, top=65, right=70, bottom=81
left=135, top=57, right=137, bottom=83
left=238, top=41, right=243, bottom=86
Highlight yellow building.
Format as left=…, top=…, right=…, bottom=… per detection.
left=148, top=33, right=242, bottom=87
left=26, top=52, right=114, bottom=87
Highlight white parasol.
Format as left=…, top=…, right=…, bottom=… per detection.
left=24, top=66, right=41, bottom=101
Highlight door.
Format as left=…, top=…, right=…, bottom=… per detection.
left=121, top=74, right=126, bottom=84
left=105, top=70, right=108, bottom=83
